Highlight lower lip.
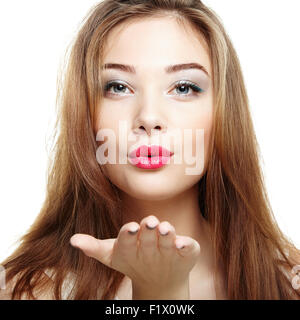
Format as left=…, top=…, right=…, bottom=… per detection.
left=128, top=155, right=173, bottom=169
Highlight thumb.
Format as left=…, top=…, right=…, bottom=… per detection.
left=70, top=233, right=116, bottom=268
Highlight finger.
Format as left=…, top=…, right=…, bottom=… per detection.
left=116, top=222, right=140, bottom=252
left=70, top=233, right=116, bottom=267
left=138, top=215, right=160, bottom=250
left=174, top=236, right=201, bottom=257
left=157, top=221, right=176, bottom=253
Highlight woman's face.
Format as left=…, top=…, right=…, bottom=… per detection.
left=95, top=16, right=213, bottom=201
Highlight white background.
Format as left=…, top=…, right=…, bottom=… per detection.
left=0, top=0, right=299, bottom=262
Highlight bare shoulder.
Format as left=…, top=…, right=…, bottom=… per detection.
left=0, top=271, right=55, bottom=300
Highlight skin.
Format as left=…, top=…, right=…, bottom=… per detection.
left=70, top=16, right=221, bottom=299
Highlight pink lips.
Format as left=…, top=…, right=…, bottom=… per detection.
left=128, top=145, right=174, bottom=169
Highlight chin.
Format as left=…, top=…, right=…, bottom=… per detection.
left=123, top=187, right=178, bottom=201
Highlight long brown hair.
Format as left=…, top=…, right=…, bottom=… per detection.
left=2, top=0, right=300, bottom=300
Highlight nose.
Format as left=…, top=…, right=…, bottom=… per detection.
left=133, top=104, right=167, bottom=136
left=135, top=122, right=165, bottom=136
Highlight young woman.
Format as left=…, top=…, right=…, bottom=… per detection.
left=1, top=0, right=300, bottom=300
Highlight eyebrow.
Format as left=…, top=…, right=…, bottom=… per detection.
left=101, top=62, right=210, bottom=77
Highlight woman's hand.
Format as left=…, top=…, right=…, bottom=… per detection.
left=70, top=215, right=200, bottom=299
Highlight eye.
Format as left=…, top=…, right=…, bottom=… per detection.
left=104, top=81, right=130, bottom=95
left=103, top=80, right=204, bottom=98
left=171, top=80, right=204, bottom=97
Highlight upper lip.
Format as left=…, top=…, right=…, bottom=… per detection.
left=128, top=145, right=174, bottom=158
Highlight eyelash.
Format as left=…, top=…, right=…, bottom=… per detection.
left=103, top=80, right=204, bottom=98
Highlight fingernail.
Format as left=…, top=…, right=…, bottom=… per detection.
left=176, top=242, right=185, bottom=249
left=128, top=228, right=139, bottom=235
left=146, top=221, right=158, bottom=229
left=159, top=228, right=169, bottom=236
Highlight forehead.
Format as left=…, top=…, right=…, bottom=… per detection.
left=101, top=16, right=211, bottom=75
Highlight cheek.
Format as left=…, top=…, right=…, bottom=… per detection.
left=184, top=107, right=213, bottom=173
left=95, top=104, right=126, bottom=147
left=96, top=106, right=116, bottom=132
left=183, top=106, right=213, bottom=143
left=193, top=110, right=213, bottom=144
